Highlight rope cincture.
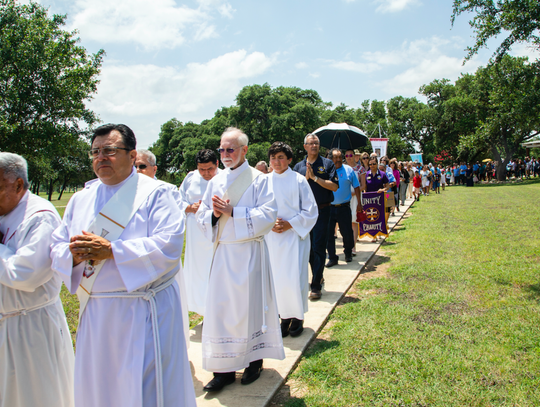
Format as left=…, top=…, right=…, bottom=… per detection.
left=90, top=276, right=176, bottom=407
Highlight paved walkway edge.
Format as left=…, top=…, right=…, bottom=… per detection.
left=189, top=198, right=415, bottom=407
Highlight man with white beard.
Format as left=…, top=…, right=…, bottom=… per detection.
left=0, top=152, right=74, bottom=407
left=265, top=142, right=318, bottom=338
left=178, top=149, right=220, bottom=315
left=197, top=127, right=284, bottom=392
left=50, top=123, right=196, bottom=407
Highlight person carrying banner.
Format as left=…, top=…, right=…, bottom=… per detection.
left=0, top=152, right=74, bottom=407
left=50, top=124, right=196, bottom=407
left=179, top=149, right=220, bottom=316
left=197, top=127, right=284, bottom=392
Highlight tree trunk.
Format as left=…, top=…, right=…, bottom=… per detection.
left=47, top=180, right=54, bottom=201
left=58, top=178, right=68, bottom=200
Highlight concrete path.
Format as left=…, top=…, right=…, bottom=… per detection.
left=188, top=197, right=415, bottom=406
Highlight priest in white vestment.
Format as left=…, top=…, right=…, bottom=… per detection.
left=265, top=142, right=318, bottom=339
left=50, top=124, right=196, bottom=407
left=0, top=152, right=74, bottom=407
left=179, top=149, right=220, bottom=316
left=197, top=127, right=285, bottom=392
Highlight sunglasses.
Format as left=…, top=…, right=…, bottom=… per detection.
left=217, top=146, right=244, bottom=154
left=135, top=164, right=148, bottom=170
left=345, top=154, right=354, bottom=158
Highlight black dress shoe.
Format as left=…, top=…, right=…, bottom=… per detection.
left=345, top=255, right=353, bottom=262
left=203, top=372, right=235, bottom=392
left=281, top=318, right=292, bottom=338
left=289, top=318, right=304, bottom=337
left=241, top=360, right=263, bottom=385
left=326, top=259, right=338, bottom=267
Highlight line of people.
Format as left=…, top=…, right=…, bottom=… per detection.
left=0, top=124, right=415, bottom=407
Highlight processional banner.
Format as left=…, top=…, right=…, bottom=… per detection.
left=359, top=191, right=388, bottom=239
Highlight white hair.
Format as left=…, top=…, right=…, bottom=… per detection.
left=137, top=149, right=156, bottom=166
left=0, top=152, right=29, bottom=189
left=222, top=127, right=249, bottom=146
left=304, top=133, right=319, bottom=144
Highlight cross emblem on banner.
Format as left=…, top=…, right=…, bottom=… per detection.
left=366, top=208, right=379, bottom=222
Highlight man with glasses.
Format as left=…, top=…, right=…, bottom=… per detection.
left=135, top=149, right=158, bottom=178
left=293, top=134, right=339, bottom=300
left=50, top=123, right=196, bottom=407
left=197, top=127, right=284, bottom=392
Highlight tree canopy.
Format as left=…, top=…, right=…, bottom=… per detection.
left=452, top=0, right=540, bottom=61
left=0, top=0, right=103, bottom=197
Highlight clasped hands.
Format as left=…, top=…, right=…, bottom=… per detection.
left=305, top=162, right=315, bottom=181
left=69, top=230, right=113, bottom=267
left=185, top=200, right=201, bottom=214
left=212, top=195, right=233, bottom=218
left=272, top=217, right=292, bottom=234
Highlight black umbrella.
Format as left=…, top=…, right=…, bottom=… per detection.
left=313, top=122, right=369, bottom=150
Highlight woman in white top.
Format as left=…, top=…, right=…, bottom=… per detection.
left=420, top=165, right=430, bottom=196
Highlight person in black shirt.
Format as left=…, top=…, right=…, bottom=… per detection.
left=293, top=133, right=339, bottom=300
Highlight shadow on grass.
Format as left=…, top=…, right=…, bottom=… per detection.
left=304, top=339, right=340, bottom=359
left=523, top=283, right=540, bottom=301
left=473, top=178, right=540, bottom=188
left=339, top=295, right=360, bottom=305
left=284, top=398, right=307, bottom=407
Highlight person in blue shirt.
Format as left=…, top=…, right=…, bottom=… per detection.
left=325, top=149, right=362, bottom=267
left=459, top=162, right=467, bottom=185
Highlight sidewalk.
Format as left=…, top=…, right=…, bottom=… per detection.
left=188, top=197, right=415, bottom=406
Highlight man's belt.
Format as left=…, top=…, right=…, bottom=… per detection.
left=331, top=201, right=350, bottom=207
left=0, top=296, right=58, bottom=322
left=317, top=202, right=331, bottom=209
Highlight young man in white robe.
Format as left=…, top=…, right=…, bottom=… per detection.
left=179, top=149, right=220, bottom=316
left=265, top=142, right=318, bottom=338
left=197, top=127, right=285, bottom=392
left=0, top=152, right=74, bottom=407
left=50, top=124, right=196, bottom=407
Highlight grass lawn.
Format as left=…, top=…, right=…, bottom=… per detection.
left=281, top=179, right=540, bottom=407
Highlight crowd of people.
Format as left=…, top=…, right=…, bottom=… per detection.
left=3, top=122, right=534, bottom=406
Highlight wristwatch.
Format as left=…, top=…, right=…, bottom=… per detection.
left=314, top=176, right=318, bottom=183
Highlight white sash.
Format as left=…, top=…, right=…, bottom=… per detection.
left=76, top=173, right=161, bottom=321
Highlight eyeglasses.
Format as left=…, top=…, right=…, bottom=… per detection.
left=305, top=142, right=320, bottom=146
left=135, top=164, right=148, bottom=170
left=89, top=146, right=131, bottom=158
left=217, top=145, right=245, bottom=154
left=345, top=154, right=354, bottom=158
left=369, top=163, right=378, bottom=166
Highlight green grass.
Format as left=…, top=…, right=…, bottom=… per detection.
left=285, top=179, right=540, bottom=407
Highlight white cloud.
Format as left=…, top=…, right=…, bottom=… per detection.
left=88, top=50, right=275, bottom=146
left=510, top=42, right=540, bottom=62
left=295, top=62, right=308, bottom=69
left=328, top=60, right=380, bottom=73
left=67, top=0, right=233, bottom=50
left=375, top=0, right=421, bottom=13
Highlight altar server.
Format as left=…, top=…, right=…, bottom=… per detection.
left=265, top=142, right=318, bottom=338
left=0, top=152, right=74, bottom=407
left=179, top=149, right=220, bottom=315
left=197, top=127, right=284, bottom=392
left=50, top=124, right=196, bottom=407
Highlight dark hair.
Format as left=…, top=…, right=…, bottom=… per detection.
left=368, top=156, right=378, bottom=166
left=268, top=142, right=293, bottom=159
left=91, top=124, right=136, bottom=150
left=196, top=149, right=218, bottom=165
left=327, top=148, right=341, bottom=159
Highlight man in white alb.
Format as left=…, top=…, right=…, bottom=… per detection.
left=134, top=148, right=158, bottom=178
left=265, top=142, right=318, bottom=338
left=50, top=124, right=196, bottom=407
left=0, top=152, right=74, bottom=407
left=197, top=127, right=284, bottom=392
left=179, top=149, right=220, bottom=316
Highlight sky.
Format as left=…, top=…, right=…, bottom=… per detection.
left=34, top=0, right=540, bottom=148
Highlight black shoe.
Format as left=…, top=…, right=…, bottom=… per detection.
left=203, top=372, right=235, bottom=392
left=241, top=360, right=263, bottom=385
left=280, top=318, right=292, bottom=338
left=345, top=255, right=353, bottom=262
left=326, top=259, right=338, bottom=267
left=309, top=289, right=322, bottom=300
left=289, top=319, right=304, bottom=337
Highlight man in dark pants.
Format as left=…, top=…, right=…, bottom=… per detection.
left=325, top=149, right=361, bottom=267
left=293, top=134, right=339, bottom=300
